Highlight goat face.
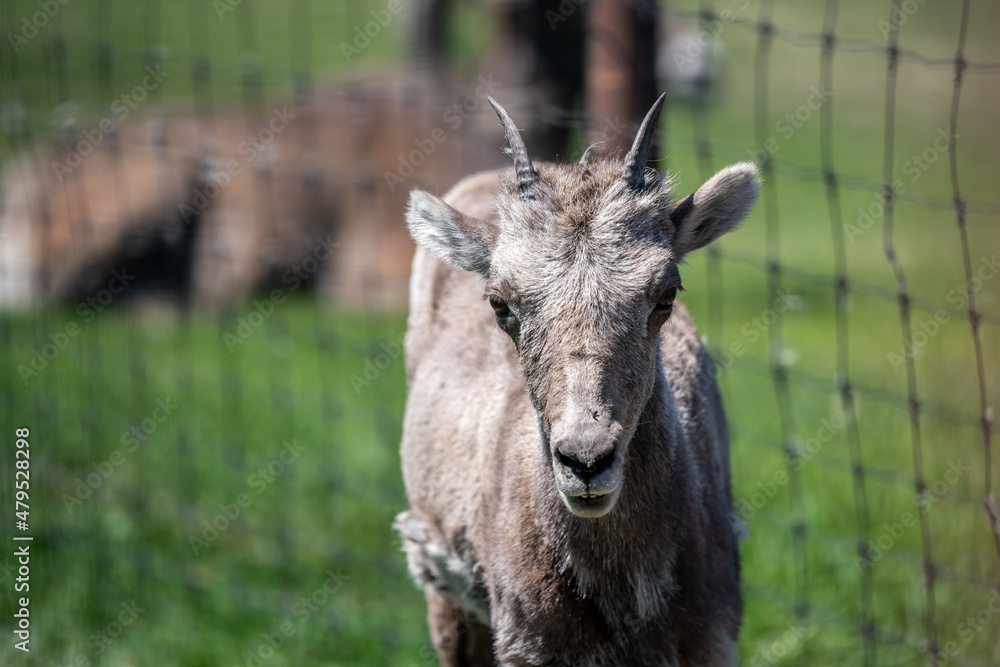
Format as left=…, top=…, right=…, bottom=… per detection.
left=406, top=96, right=759, bottom=519
left=483, top=180, right=681, bottom=518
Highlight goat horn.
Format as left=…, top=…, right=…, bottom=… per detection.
left=622, top=92, right=667, bottom=190
left=488, top=97, right=539, bottom=197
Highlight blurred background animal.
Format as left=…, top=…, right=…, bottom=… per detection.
left=0, top=0, right=723, bottom=311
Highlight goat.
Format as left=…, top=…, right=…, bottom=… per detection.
left=396, top=94, right=759, bottom=666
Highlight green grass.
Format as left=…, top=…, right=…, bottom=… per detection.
left=0, top=284, right=996, bottom=665
left=0, top=302, right=426, bottom=666
left=1, top=0, right=999, bottom=664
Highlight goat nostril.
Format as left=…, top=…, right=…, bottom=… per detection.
left=591, top=449, right=614, bottom=475
left=556, top=451, right=581, bottom=473
left=556, top=449, right=615, bottom=481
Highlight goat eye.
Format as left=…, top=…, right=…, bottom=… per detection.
left=489, top=295, right=510, bottom=316
left=654, top=287, right=677, bottom=313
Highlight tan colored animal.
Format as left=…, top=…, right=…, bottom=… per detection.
left=0, top=120, right=202, bottom=306
left=0, top=71, right=483, bottom=308
left=396, top=95, right=759, bottom=666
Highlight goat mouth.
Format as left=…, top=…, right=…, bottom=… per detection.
left=561, top=489, right=618, bottom=518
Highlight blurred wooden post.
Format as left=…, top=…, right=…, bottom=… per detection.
left=585, top=0, right=659, bottom=161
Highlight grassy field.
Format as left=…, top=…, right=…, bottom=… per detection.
left=1, top=0, right=999, bottom=665
left=0, top=303, right=425, bottom=666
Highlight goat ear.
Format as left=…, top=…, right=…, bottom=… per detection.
left=406, top=189, right=496, bottom=276
left=669, top=162, right=760, bottom=256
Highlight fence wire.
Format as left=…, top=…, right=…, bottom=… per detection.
left=0, top=0, right=998, bottom=665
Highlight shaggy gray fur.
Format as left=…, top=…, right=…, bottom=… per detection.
left=398, top=101, right=759, bottom=666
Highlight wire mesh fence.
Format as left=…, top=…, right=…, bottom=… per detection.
left=0, top=0, right=998, bottom=665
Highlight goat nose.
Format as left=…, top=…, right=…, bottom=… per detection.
left=555, top=447, right=615, bottom=483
